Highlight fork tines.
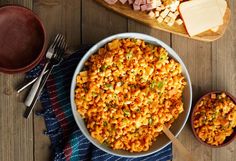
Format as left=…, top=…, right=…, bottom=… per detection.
left=48, top=34, right=66, bottom=59
left=51, top=34, right=65, bottom=49
left=54, top=35, right=67, bottom=60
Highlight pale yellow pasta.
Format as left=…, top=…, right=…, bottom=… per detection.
left=75, top=39, right=186, bottom=152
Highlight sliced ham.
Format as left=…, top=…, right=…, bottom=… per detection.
left=133, top=4, right=141, bottom=10
left=134, top=0, right=142, bottom=5
left=104, top=0, right=118, bottom=4
left=104, top=0, right=184, bottom=28
left=146, top=2, right=156, bottom=10
left=128, top=0, right=134, bottom=4
left=119, top=0, right=127, bottom=4
left=141, top=4, right=147, bottom=11
left=141, top=0, right=146, bottom=5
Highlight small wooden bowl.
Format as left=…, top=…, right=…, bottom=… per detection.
left=0, top=5, right=46, bottom=74
left=191, top=91, right=236, bottom=148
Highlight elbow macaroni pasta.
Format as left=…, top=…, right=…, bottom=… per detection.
left=193, top=93, right=236, bottom=146
left=75, top=39, right=186, bottom=152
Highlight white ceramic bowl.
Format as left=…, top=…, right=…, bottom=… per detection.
left=70, top=33, right=192, bottom=158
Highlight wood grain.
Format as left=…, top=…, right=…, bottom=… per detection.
left=95, top=0, right=231, bottom=42
left=82, top=0, right=127, bottom=44
left=128, top=19, right=170, bottom=45
left=0, top=0, right=32, bottom=8
left=212, top=0, right=236, bottom=161
left=163, top=126, right=195, bottom=161
left=0, top=74, right=34, bottom=161
left=33, top=0, right=82, bottom=161
left=33, top=0, right=81, bottom=50
left=171, top=36, right=212, bottom=161
left=0, top=0, right=34, bottom=160
left=33, top=103, right=51, bottom=161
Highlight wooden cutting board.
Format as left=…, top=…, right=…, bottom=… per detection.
left=95, top=0, right=231, bottom=42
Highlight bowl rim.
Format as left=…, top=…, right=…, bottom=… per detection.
left=191, top=91, right=236, bottom=148
left=70, top=32, right=192, bottom=158
left=0, top=5, right=47, bottom=74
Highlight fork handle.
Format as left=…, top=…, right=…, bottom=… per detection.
left=24, top=63, right=54, bottom=118
left=16, top=70, right=49, bottom=93
left=24, top=60, right=49, bottom=107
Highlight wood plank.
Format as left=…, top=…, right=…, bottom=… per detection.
left=128, top=19, right=170, bottom=45
left=82, top=0, right=127, bottom=44
left=212, top=0, right=236, bottom=96
left=33, top=103, right=51, bottom=161
left=0, top=0, right=32, bottom=8
left=0, top=2, right=34, bottom=161
left=212, top=0, right=236, bottom=161
left=171, top=36, right=212, bottom=161
left=0, top=74, right=34, bottom=161
left=33, top=0, right=81, bottom=50
left=33, top=0, right=82, bottom=161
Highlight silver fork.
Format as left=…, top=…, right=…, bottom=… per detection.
left=24, top=34, right=66, bottom=118
left=16, top=49, right=74, bottom=93
left=24, top=34, right=64, bottom=106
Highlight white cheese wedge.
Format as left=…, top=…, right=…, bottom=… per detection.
left=148, top=11, right=155, bottom=18
left=174, top=10, right=179, bottom=17
left=210, top=0, right=227, bottom=32
left=179, top=0, right=226, bottom=37
left=156, top=0, right=162, bottom=7
left=157, top=16, right=163, bottom=23
left=176, top=18, right=183, bottom=25
left=156, top=6, right=162, bottom=11
left=164, top=16, right=171, bottom=23
left=168, top=18, right=175, bottom=26
left=160, top=8, right=170, bottom=18
left=215, top=0, right=227, bottom=17
left=210, top=26, right=219, bottom=32
left=155, top=11, right=160, bottom=17
left=168, top=12, right=177, bottom=20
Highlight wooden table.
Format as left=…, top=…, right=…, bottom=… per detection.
left=0, top=0, right=235, bottom=161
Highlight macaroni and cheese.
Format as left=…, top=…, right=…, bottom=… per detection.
left=75, top=39, right=186, bottom=152
left=193, top=93, right=236, bottom=146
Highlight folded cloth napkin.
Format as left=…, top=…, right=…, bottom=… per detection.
left=27, top=46, right=173, bottom=161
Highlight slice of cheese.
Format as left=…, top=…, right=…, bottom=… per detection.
left=210, top=26, right=219, bottom=32
left=210, top=0, right=227, bottom=32
left=179, top=0, right=225, bottom=37
left=176, top=19, right=183, bottom=25
left=215, top=0, right=227, bottom=17
left=157, top=16, right=163, bottom=23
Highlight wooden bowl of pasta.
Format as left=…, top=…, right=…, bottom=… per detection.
left=191, top=91, right=236, bottom=148
left=70, top=33, right=192, bottom=157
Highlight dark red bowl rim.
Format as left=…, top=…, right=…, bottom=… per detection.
left=191, top=91, right=236, bottom=148
left=0, top=5, right=46, bottom=74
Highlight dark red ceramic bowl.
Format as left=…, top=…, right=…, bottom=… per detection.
left=191, top=91, right=236, bottom=148
left=0, top=5, right=46, bottom=74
